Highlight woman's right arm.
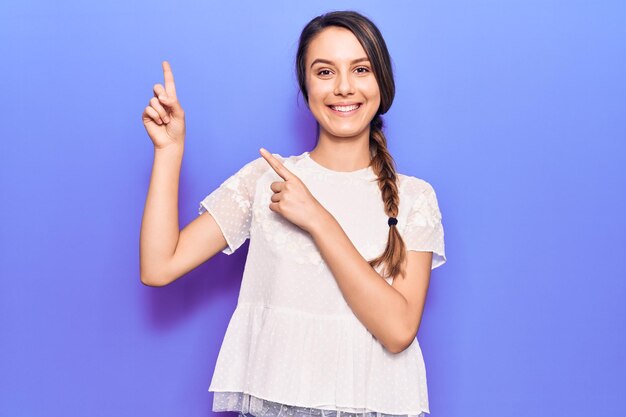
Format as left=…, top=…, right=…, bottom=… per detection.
left=139, top=61, right=228, bottom=287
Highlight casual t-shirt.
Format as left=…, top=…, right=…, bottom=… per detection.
left=198, top=150, right=446, bottom=417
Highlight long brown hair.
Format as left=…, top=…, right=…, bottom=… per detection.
left=296, top=10, right=408, bottom=279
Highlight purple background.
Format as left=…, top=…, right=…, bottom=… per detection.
left=1, top=1, right=625, bottom=416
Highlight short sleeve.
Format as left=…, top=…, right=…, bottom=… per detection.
left=198, top=157, right=265, bottom=255
left=403, top=181, right=447, bottom=270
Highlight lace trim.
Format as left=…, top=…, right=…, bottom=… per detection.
left=213, top=392, right=426, bottom=417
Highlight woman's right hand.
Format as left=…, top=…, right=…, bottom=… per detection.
left=142, top=60, right=186, bottom=150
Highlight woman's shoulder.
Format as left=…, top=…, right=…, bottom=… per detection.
left=397, top=172, right=437, bottom=197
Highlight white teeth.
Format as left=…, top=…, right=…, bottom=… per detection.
left=331, top=104, right=360, bottom=112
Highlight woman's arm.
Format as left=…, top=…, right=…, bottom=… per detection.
left=257, top=148, right=432, bottom=353
left=139, top=146, right=233, bottom=287
left=139, top=146, right=185, bottom=286
left=308, top=211, right=432, bottom=354
left=140, top=61, right=234, bottom=286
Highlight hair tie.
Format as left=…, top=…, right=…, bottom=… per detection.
left=388, top=217, right=398, bottom=226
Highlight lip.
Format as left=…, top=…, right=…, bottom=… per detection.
left=327, top=103, right=362, bottom=116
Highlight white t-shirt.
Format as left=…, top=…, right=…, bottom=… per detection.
left=198, top=150, right=446, bottom=417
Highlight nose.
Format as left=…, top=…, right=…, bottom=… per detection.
left=334, top=71, right=355, bottom=96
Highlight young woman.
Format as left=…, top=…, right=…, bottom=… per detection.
left=140, top=10, right=446, bottom=417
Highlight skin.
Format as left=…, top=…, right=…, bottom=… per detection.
left=256, top=27, right=434, bottom=354
left=304, top=26, right=379, bottom=171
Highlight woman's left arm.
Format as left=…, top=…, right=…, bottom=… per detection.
left=309, top=211, right=432, bottom=354
left=258, top=147, right=432, bottom=354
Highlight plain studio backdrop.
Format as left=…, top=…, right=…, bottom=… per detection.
left=1, top=1, right=624, bottom=416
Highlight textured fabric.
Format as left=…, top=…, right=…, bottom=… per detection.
left=198, top=151, right=446, bottom=416
left=225, top=392, right=425, bottom=417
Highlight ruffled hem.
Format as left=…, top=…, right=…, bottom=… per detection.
left=208, top=303, right=430, bottom=415
left=213, top=392, right=427, bottom=417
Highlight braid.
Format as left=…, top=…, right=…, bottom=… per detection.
left=368, top=114, right=408, bottom=279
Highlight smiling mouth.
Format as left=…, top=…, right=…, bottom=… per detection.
left=328, top=103, right=361, bottom=114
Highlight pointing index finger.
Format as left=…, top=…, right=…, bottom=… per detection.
left=162, top=60, right=177, bottom=99
left=259, top=148, right=293, bottom=181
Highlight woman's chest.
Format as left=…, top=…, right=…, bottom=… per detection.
left=249, top=171, right=411, bottom=266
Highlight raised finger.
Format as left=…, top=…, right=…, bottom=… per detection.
left=259, top=148, right=294, bottom=181
left=149, top=97, right=170, bottom=123
left=162, top=61, right=177, bottom=99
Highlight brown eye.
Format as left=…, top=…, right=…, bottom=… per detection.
left=317, top=69, right=331, bottom=76
left=355, top=66, right=370, bottom=73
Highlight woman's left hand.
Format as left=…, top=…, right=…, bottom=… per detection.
left=259, top=147, right=328, bottom=233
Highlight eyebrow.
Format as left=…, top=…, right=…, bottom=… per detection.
left=310, top=57, right=370, bottom=68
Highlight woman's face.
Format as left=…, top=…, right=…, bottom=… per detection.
left=305, top=26, right=381, bottom=141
